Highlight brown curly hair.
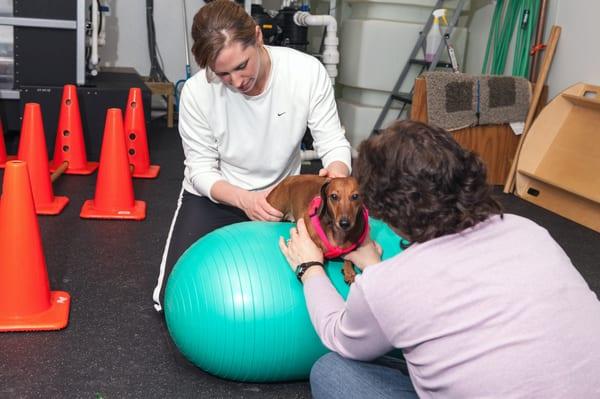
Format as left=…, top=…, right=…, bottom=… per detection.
left=191, top=0, right=257, bottom=69
left=355, top=120, right=502, bottom=246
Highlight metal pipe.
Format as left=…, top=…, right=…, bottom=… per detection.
left=76, top=0, right=85, bottom=84
left=0, top=16, right=76, bottom=29
left=529, top=0, right=548, bottom=82
left=181, top=0, right=190, bottom=69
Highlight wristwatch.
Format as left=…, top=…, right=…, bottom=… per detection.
left=295, top=261, right=324, bottom=282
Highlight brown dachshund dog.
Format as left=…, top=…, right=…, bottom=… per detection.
left=267, top=175, right=369, bottom=284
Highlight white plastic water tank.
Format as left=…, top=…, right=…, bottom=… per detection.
left=337, top=0, right=469, bottom=148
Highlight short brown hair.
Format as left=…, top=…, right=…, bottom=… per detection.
left=191, top=0, right=257, bottom=69
left=355, top=120, right=502, bottom=245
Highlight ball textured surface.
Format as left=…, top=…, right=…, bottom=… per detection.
left=164, top=218, right=403, bottom=382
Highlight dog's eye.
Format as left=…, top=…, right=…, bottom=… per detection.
left=330, top=193, right=339, bottom=201
left=351, top=193, right=360, bottom=201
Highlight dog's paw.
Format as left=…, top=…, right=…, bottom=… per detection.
left=343, top=270, right=356, bottom=285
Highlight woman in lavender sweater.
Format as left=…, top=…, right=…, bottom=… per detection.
left=280, top=120, right=600, bottom=398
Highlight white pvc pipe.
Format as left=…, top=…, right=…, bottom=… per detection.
left=96, top=1, right=107, bottom=46
left=294, top=12, right=340, bottom=161
left=293, top=11, right=339, bottom=85
left=98, top=11, right=106, bottom=46
left=300, top=150, right=319, bottom=162
left=90, top=0, right=99, bottom=76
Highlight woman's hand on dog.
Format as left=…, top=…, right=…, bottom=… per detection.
left=239, top=190, right=283, bottom=221
left=279, top=219, right=325, bottom=280
left=342, top=238, right=382, bottom=271
left=318, top=160, right=350, bottom=178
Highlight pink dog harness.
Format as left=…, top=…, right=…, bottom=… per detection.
left=308, top=196, right=370, bottom=259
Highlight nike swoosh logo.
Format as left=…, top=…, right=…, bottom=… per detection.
left=277, top=112, right=286, bottom=116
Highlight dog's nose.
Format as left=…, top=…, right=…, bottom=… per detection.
left=339, top=218, right=351, bottom=230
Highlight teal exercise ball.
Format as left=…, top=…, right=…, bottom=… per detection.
left=164, top=218, right=403, bottom=382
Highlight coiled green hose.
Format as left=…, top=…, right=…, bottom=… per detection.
left=481, top=0, right=541, bottom=78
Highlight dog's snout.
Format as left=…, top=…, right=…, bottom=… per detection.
left=339, top=218, right=351, bottom=230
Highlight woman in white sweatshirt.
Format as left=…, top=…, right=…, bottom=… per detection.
left=153, top=0, right=352, bottom=311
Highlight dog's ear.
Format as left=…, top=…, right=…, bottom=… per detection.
left=318, top=181, right=330, bottom=218
left=354, top=201, right=366, bottom=230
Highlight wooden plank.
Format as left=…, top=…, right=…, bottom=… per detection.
left=411, top=78, right=429, bottom=123
left=517, top=175, right=600, bottom=233
left=562, top=93, right=600, bottom=110
left=503, top=25, right=561, bottom=193
left=451, top=125, right=519, bottom=185
left=518, top=169, right=600, bottom=204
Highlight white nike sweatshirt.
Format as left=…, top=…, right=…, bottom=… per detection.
left=178, top=45, right=352, bottom=201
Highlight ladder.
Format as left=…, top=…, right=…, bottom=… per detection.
left=372, top=0, right=468, bottom=133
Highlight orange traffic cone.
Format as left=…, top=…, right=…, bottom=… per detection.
left=50, top=84, right=98, bottom=175
left=80, top=108, right=146, bottom=220
left=124, top=87, right=160, bottom=178
left=18, top=103, right=69, bottom=215
left=0, top=160, right=71, bottom=332
left=0, top=119, right=16, bottom=168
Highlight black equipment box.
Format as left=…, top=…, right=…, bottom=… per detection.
left=14, top=0, right=78, bottom=88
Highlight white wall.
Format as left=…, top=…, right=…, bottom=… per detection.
left=465, top=0, right=600, bottom=99
left=103, top=0, right=600, bottom=100
left=98, top=0, right=330, bottom=82
left=99, top=0, right=205, bottom=83
left=545, top=1, right=600, bottom=98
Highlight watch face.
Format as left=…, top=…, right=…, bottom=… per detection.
left=295, top=265, right=305, bottom=281
left=295, top=262, right=324, bottom=282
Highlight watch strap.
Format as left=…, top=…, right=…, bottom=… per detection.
left=295, top=261, right=324, bottom=282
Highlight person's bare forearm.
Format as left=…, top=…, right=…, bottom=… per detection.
left=210, top=180, right=283, bottom=221
left=210, top=180, right=247, bottom=208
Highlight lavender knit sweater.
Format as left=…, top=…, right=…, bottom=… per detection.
left=305, top=214, right=600, bottom=398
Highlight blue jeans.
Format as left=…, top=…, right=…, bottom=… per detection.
left=310, top=352, right=418, bottom=399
